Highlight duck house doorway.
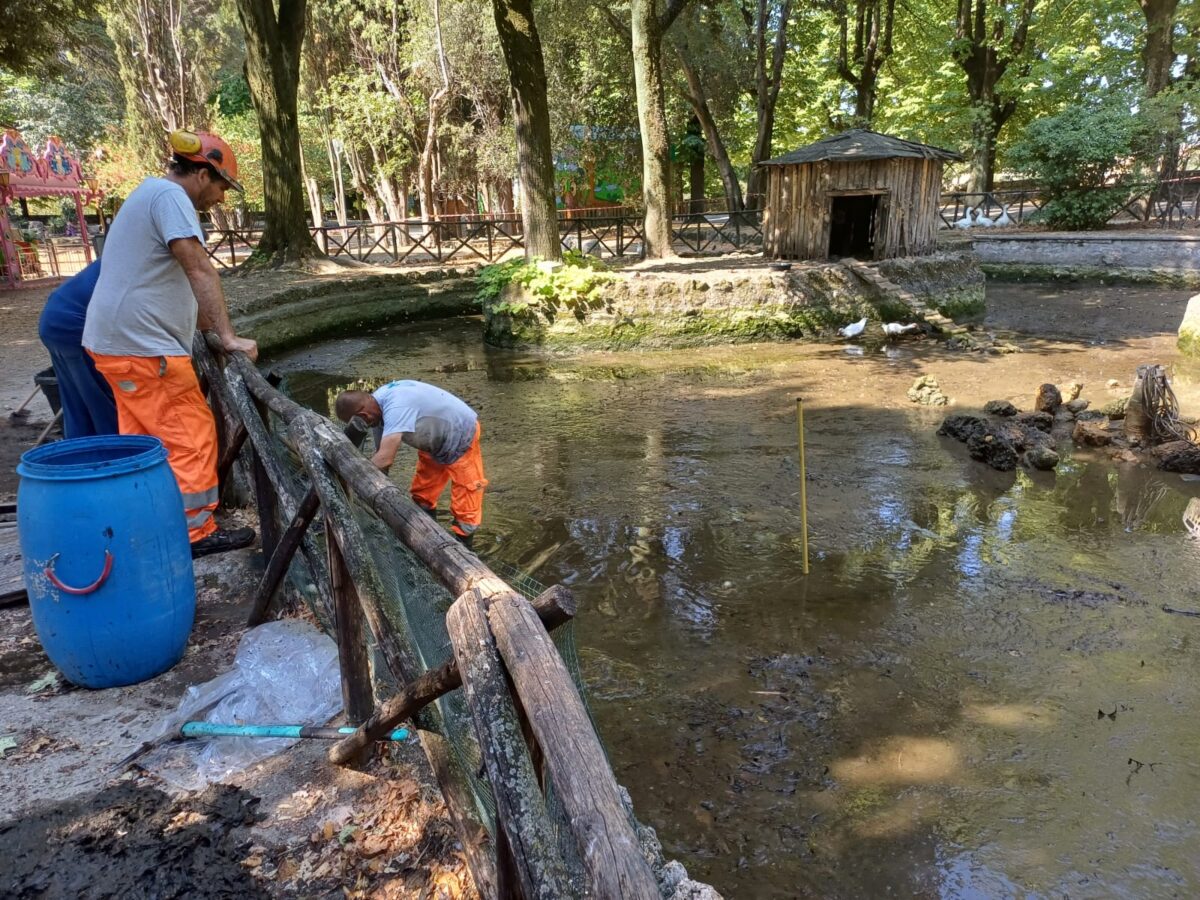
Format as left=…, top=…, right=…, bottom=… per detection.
left=828, top=192, right=886, bottom=260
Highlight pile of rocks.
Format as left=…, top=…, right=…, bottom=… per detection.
left=937, top=381, right=1130, bottom=472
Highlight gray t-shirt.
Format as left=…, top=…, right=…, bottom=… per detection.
left=373, top=380, right=478, bottom=464
left=82, top=177, right=206, bottom=357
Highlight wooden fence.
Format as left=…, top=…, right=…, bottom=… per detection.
left=202, top=210, right=765, bottom=270
left=194, top=333, right=665, bottom=899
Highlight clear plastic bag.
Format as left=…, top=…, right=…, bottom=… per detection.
left=142, top=620, right=344, bottom=792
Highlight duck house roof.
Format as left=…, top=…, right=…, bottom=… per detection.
left=759, top=129, right=963, bottom=166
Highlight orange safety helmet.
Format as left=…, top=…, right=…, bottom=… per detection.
left=167, top=130, right=245, bottom=192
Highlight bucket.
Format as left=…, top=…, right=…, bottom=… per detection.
left=34, top=367, right=61, bottom=415
left=17, top=435, right=196, bottom=688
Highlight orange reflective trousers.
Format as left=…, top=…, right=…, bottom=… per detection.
left=410, top=422, right=487, bottom=537
left=89, top=352, right=218, bottom=542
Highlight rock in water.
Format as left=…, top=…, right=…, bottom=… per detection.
left=1025, top=445, right=1061, bottom=470
left=1066, top=398, right=1090, bottom=413
left=1014, top=411, right=1054, bottom=433
left=1100, top=397, right=1127, bottom=419
left=1075, top=410, right=1107, bottom=422
left=1154, top=440, right=1200, bottom=474
left=938, top=414, right=987, bottom=443
left=1073, top=420, right=1115, bottom=447
left=908, top=375, right=949, bottom=406
left=984, top=400, right=1019, bottom=417
left=1060, top=382, right=1084, bottom=403
left=1035, top=383, right=1063, bottom=413
left=967, top=432, right=1018, bottom=470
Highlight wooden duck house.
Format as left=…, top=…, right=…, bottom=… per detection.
left=760, top=129, right=961, bottom=261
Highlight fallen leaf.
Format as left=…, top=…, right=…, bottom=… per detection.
left=323, top=821, right=335, bottom=841
left=338, top=824, right=358, bottom=845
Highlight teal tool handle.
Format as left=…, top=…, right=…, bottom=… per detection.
left=179, top=722, right=409, bottom=741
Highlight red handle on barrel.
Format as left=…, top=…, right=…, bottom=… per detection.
left=44, top=550, right=114, bottom=596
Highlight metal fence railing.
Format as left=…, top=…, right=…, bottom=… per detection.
left=203, top=208, right=764, bottom=270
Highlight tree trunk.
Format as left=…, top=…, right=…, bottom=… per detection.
left=492, top=0, right=561, bottom=260
left=678, top=54, right=743, bottom=213
left=744, top=0, right=792, bottom=205
left=1140, top=0, right=1180, bottom=98
left=631, top=0, right=674, bottom=257
left=968, top=111, right=1000, bottom=193
left=234, top=0, right=319, bottom=264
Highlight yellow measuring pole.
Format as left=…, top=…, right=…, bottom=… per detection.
left=796, top=397, right=810, bottom=575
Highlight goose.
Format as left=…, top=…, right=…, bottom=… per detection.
left=994, top=206, right=1013, bottom=227
left=953, top=209, right=974, bottom=229
left=974, top=209, right=994, bottom=227
left=838, top=317, right=868, bottom=339
left=882, top=322, right=922, bottom=337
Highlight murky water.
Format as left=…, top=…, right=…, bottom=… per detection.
left=274, top=283, right=1200, bottom=898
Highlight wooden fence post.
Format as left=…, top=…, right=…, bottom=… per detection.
left=447, top=590, right=576, bottom=899
left=485, top=590, right=660, bottom=899
left=326, top=518, right=375, bottom=724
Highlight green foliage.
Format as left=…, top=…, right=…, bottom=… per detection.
left=477, top=251, right=615, bottom=323
left=1007, top=102, right=1145, bottom=230
left=211, top=74, right=254, bottom=118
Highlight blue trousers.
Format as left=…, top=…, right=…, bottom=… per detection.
left=43, top=342, right=118, bottom=439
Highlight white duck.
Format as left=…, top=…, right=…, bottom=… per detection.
left=994, top=206, right=1013, bottom=227
left=838, top=317, right=868, bottom=339
left=882, top=322, right=922, bottom=337
left=974, top=209, right=994, bottom=227
left=953, top=209, right=974, bottom=229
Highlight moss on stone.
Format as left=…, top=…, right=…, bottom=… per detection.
left=982, top=263, right=1200, bottom=289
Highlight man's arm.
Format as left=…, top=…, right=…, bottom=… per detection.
left=169, top=236, right=258, bottom=361
left=372, top=432, right=406, bottom=471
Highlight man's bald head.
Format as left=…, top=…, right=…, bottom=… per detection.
left=334, top=390, right=382, bottom=426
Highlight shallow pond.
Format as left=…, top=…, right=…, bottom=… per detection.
left=274, top=282, right=1200, bottom=898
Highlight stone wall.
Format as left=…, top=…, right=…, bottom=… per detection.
left=972, top=232, right=1200, bottom=287
left=484, top=252, right=984, bottom=351
left=230, top=269, right=479, bottom=355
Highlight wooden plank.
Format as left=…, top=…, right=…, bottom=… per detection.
left=327, top=584, right=576, bottom=764
left=485, top=590, right=659, bottom=900
left=327, top=515, right=375, bottom=724
left=247, top=488, right=320, bottom=626
left=447, top=589, right=575, bottom=900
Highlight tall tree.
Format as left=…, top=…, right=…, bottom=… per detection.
left=234, top=0, right=319, bottom=263
left=492, top=0, right=560, bottom=258
left=833, top=0, right=896, bottom=122
left=1138, top=0, right=1181, bottom=96
left=631, top=0, right=692, bottom=257
left=743, top=0, right=793, bottom=203
left=953, top=0, right=1036, bottom=192
left=0, top=0, right=99, bottom=75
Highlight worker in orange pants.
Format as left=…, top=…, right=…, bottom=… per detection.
left=89, top=353, right=219, bottom=542
left=335, top=382, right=487, bottom=548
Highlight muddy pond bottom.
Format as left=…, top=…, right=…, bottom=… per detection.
left=273, top=282, right=1200, bottom=898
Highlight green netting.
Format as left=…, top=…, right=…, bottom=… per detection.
left=260, top=402, right=594, bottom=886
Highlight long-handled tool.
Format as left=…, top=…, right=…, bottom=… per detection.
left=179, top=722, right=410, bottom=741
left=8, top=385, right=41, bottom=420
left=796, top=397, right=810, bottom=575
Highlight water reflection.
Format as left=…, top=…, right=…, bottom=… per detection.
left=274, top=311, right=1200, bottom=899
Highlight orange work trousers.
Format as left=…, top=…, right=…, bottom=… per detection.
left=89, top=352, right=219, bottom=542
left=411, top=422, right=487, bottom=537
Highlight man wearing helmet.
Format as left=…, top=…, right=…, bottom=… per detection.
left=83, top=131, right=258, bottom=558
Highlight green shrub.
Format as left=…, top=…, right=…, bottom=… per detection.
left=1008, top=103, right=1146, bottom=230
left=476, top=250, right=615, bottom=323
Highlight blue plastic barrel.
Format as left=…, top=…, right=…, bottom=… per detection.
left=17, top=435, right=195, bottom=688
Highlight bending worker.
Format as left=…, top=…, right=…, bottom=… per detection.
left=82, top=130, right=258, bottom=559
left=37, top=259, right=117, bottom=439
left=335, top=381, right=487, bottom=549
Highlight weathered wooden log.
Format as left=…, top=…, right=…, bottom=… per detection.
left=327, top=584, right=576, bottom=765
left=486, top=590, right=660, bottom=900
left=246, top=421, right=371, bottom=627
left=215, top=421, right=248, bottom=489
left=227, top=374, right=334, bottom=620
left=246, top=488, right=320, bottom=627
left=290, top=415, right=425, bottom=686
left=447, top=589, right=575, bottom=900
left=326, top=514, right=374, bottom=724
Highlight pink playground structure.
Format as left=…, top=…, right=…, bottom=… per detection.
left=1, top=128, right=101, bottom=288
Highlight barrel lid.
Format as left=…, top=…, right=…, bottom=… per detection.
left=18, top=435, right=169, bottom=481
